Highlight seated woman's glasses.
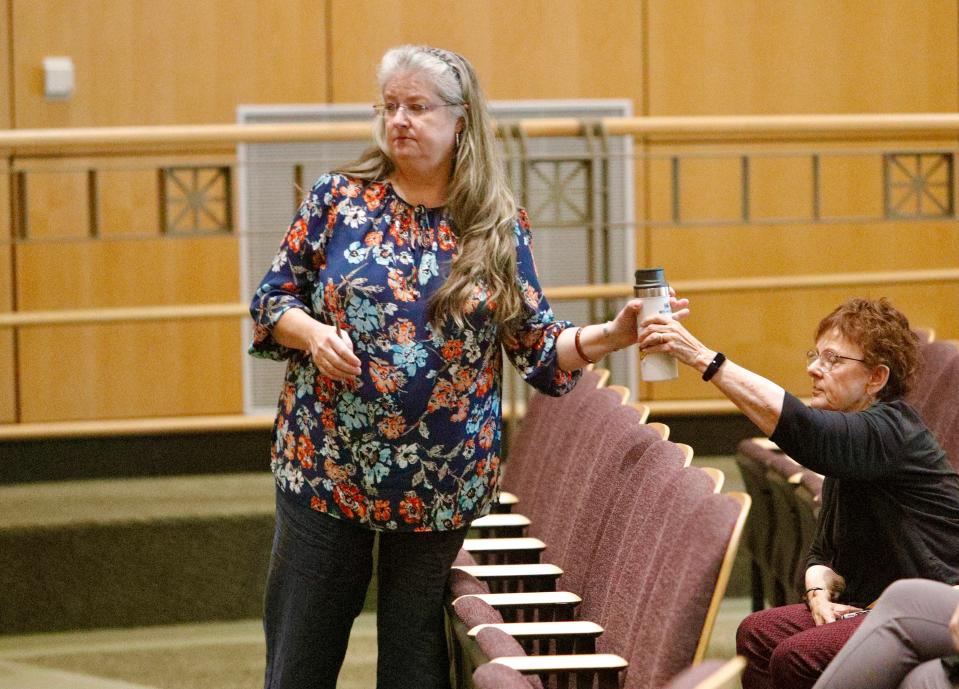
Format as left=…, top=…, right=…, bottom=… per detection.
left=805, top=349, right=866, bottom=372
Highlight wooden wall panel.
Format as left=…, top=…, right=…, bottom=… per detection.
left=0, top=160, right=14, bottom=423
left=17, top=320, right=243, bottom=421
left=16, top=236, right=243, bottom=421
left=16, top=235, right=238, bottom=310
left=648, top=220, right=959, bottom=281
left=646, top=0, right=958, bottom=115
left=328, top=0, right=645, bottom=104
left=12, top=0, right=329, bottom=127
left=0, top=0, right=11, bottom=129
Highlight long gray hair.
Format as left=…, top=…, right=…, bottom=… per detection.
left=338, top=45, right=524, bottom=336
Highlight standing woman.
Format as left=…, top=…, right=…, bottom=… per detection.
left=249, top=45, right=683, bottom=689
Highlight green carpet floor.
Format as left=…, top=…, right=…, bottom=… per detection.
left=0, top=455, right=751, bottom=687
left=0, top=599, right=751, bottom=689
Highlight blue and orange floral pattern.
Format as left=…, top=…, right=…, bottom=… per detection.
left=250, top=173, right=578, bottom=531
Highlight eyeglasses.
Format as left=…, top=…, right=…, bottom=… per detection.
left=372, top=102, right=463, bottom=118
left=805, top=349, right=866, bottom=372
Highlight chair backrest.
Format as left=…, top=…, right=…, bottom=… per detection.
left=907, top=340, right=959, bottom=414
left=522, top=387, right=624, bottom=540
left=912, top=353, right=959, bottom=473
left=765, top=465, right=805, bottom=603
left=597, top=462, right=717, bottom=657
left=734, top=439, right=778, bottom=607
left=502, top=368, right=605, bottom=501
left=575, top=442, right=688, bottom=625
left=626, top=492, right=750, bottom=689
left=550, top=407, right=665, bottom=594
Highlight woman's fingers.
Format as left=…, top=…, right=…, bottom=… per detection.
left=312, top=326, right=361, bottom=379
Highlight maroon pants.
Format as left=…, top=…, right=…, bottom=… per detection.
left=737, top=604, right=868, bottom=689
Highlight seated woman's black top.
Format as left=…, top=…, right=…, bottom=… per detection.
left=770, top=392, right=959, bottom=607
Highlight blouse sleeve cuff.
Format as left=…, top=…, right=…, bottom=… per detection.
left=248, top=296, right=309, bottom=361
left=517, top=319, right=581, bottom=397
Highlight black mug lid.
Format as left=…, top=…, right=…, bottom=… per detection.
left=634, top=267, right=666, bottom=287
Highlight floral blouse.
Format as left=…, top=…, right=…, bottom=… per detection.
left=249, top=173, right=579, bottom=531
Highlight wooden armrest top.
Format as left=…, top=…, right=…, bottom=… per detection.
left=451, top=564, right=562, bottom=579
left=462, top=537, right=545, bottom=552
left=491, top=654, right=628, bottom=672
left=453, top=591, right=582, bottom=608
left=471, top=514, right=531, bottom=528
left=468, top=621, right=603, bottom=638
left=497, top=491, right=519, bottom=505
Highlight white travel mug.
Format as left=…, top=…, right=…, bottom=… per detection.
left=635, top=268, right=679, bottom=381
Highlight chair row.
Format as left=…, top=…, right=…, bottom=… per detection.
left=446, top=370, right=751, bottom=689
left=736, top=332, right=957, bottom=609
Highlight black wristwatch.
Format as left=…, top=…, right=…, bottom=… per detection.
left=702, top=352, right=726, bottom=382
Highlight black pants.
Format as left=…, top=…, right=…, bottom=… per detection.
left=263, top=491, right=468, bottom=689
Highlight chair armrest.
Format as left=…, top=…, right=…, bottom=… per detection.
left=468, top=621, right=603, bottom=640
left=452, top=563, right=562, bottom=594
left=453, top=591, right=581, bottom=610
left=453, top=591, right=581, bottom=624
left=490, top=654, right=627, bottom=672
left=497, top=491, right=519, bottom=506
left=462, top=537, right=545, bottom=553
left=452, top=564, right=562, bottom=580
left=471, top=514, right=531, bottom=532
left=462, top=537, right=545, bottom=565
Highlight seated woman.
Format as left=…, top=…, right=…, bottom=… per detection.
left=813, top=578, right=959, bottom=689
left=638, top=297, right=959, bottom=689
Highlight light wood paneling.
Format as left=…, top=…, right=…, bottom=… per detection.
left=12, top=0, right=328, bottom=127
left=0, top=159, right=15, bottom=422
left=16, top=235, right=238, bottom=310
left=98, top=168, right=161, bottom=237
left=648, top=220, right=959, bottom=281
left=17, top=319, right=243, bottom=421
left=15, top=235, right=242, bottom=421
left=0, top=0, right=11, bottom=129
left=640, top=282, right=959, bottom=402
left=328, top=0, right=645, bottom=104
left=646, top=0, right=958, bottom=115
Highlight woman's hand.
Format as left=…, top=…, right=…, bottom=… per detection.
left=306, top=323, right=361, bottom=381
left=637, top=313, right=713, bottom=371
left=603, top=289, right=691, bottom=352
left=807, top=592, right=863, bottom=626
left=274, top=308, right=361, bottom=381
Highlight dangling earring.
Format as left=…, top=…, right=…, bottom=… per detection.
left=455, top=130, right=461, bottom=149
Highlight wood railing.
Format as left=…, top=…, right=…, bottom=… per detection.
left=6, top=113, right=959, bottom=153
left=2, top=113, right=959, bottom=430
left=3, top=267, right=959, bottom=328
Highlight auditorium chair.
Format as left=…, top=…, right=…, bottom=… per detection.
left=456, top=396, right=669, bottom=592
left=733, top=440, right=779, bottom=610
left=447, top=439, right=695, bottom=682
left=457, top=488, right=750, bottom=689
left=763, top=452, right=806, bottom=603
left=447, top=437, right=693, bottom=644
